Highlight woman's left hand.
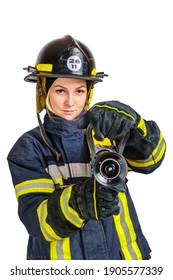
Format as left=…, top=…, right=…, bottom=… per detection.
left=78, top=100, right=139, bottom=141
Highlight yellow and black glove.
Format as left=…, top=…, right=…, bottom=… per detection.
left=47, top=178, right=126, bottom=237
left=78, top=100, right=140, bottom=141
left=69, top=178, right=125, bottom=220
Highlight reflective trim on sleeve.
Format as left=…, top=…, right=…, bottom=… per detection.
left=37, top=200, right=63, bottom=242
left=15, top=178, right=55, bottom=199
left=60, top=186, right=85, bottom=228
left=50, top=239, right=71, bottom=260
left=126, top=132, right=166, bottom=168
left=46, top=163, right=91, bottom=180
left=137, top=117, right=147, bottom=136
left=113, top=193, right=142, bottom=260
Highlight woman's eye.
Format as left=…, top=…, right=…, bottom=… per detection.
left=56, top=89, right=64, bottom=94
left=76, top=90, right=85, bottom=95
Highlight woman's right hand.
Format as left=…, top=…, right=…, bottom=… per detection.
left=69, top=178, right=126, bottom=220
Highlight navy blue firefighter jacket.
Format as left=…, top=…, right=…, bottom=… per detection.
left=7, top=113, right=166, bottom=260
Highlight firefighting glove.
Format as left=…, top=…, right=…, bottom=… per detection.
left=78, top=100, right=139, bottom=141
left=70, top=177, right=124, bottom=220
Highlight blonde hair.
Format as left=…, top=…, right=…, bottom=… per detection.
left=45, top=92, right=55, bottom=114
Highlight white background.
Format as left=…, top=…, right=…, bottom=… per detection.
left=0, top=0, right=173, bottom=278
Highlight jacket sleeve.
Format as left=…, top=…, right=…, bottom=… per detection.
left=7, top=134, right=84, bottom=242
left=122, top=116, right=166, bottom=173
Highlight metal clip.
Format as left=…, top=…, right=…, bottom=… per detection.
left=96, top=72, right=109, bottom=78
left=23, top=66, right=38, bottom=73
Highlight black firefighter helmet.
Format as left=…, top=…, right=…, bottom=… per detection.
left=24, top=35, right=108, bottom=112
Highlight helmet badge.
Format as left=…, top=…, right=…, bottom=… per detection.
left=67, top=55, right=82, bottom=72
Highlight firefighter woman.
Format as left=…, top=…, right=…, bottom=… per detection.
left=7, top=35, right=166, bottom=260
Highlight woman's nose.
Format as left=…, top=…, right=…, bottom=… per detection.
left=65, top=93, right=75, bottom=107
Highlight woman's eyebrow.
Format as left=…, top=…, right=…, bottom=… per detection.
left=53, top=85, right=86, bottom=89
left=76, top=85, right=87, bottom=89
left=53, top=85, right=67, bottom=89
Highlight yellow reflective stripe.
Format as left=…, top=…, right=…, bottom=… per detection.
left=131, top=241, right=143, bottom=259
left=150, top=132, right=166, bottom=163
left=62, top=238, right=71, bottom=260
left=113, top=193, right=142, bottom=260
left=55, top=177, right=63, bottom=185
left=113, top=211, right=130, bottom=254
left=50, top=239, right=71, bottom=260
left=37, top=200, right=62, bottom=242
left=93, top=179, right=98, bottom=220
left=50, top=241, right=58, bottom=259
left=94, top=104, right=135, bottom=121
left=36, top=63, right=53, bottom=72
left=60, top=186, right=84, bottom=227
left=15, top=178, right=55, bottom=199
left=137, top=117, right=147, bottom=136
left=126, top=132, right=166, bottom=168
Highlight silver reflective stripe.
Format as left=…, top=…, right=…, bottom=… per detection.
left=46, top=163, right=91, bottom=180
left=56, top=240, right=64, bottom=260
left=15, top=179, right=55, bottom=199
left=118, top=199, right=137, bottom=259
left=50, top=239, right=71, bottom=260
left=69, top=163, right=91, bottom=177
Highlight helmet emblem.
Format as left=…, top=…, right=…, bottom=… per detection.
left=67, top=55, right=82, bottom=72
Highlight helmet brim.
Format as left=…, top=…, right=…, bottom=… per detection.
left=24, top=73, right=104, bottom=84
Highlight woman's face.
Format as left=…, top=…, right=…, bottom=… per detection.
left=48, top=78, right=87, bottom=120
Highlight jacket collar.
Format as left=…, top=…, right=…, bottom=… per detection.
left=43, top=111, right=86, bottom=137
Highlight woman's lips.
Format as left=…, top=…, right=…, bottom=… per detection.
left=62, top=110, right=74, bottom=114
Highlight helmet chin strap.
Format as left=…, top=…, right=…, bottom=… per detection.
left=37, top=112, right=61, bottom=161
left=37, top=79, right=61, bottom=161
